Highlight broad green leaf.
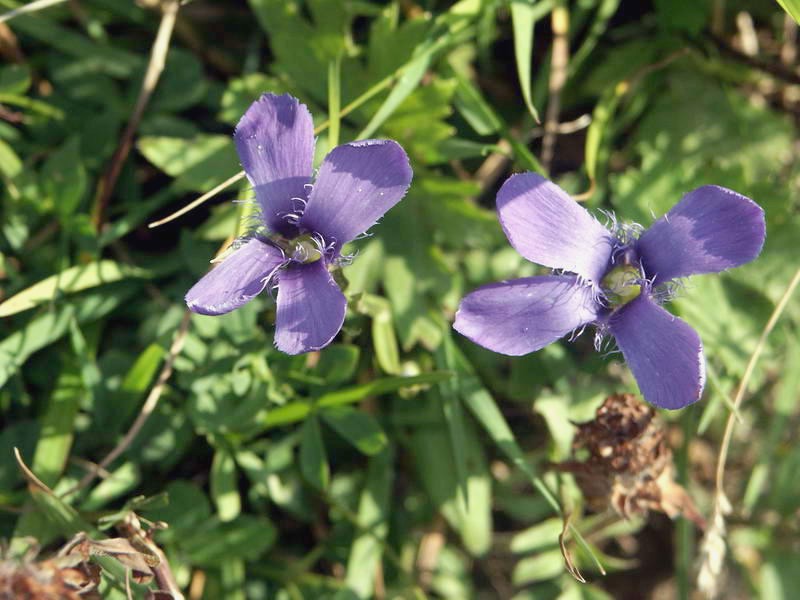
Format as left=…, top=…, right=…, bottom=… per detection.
left=321, top=406, right=387, bottom=456
left=0, top=260, right=150, bottom=317
left=211, top=447, right=242, bottom=522
left=510, top=0, right=541, bottom=123
left=299, top=414, right=329, bottom=491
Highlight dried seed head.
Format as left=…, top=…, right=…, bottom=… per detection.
left=558, top=393, right=706, bottom=528
left=0, top=555, right=100, bottom=600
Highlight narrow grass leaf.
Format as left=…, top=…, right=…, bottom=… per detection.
left=511, top=1, right=541, bottom=123
left=317, top=371, right=451, bottom=409
left=584, top=82, right=625, bottom=185
left=358, top=52, right=430, bottom=139
left=452, top=69, right=502, bottom=135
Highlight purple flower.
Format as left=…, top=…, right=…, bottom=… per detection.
left=186, top=93, right=412, bottom=354
left=453, top=173, right=766, bottom=409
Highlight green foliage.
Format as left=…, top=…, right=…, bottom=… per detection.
left=1, top=1, right=799, bottom=598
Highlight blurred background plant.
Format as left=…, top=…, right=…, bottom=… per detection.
left=0, top=0, right=799, bottom=598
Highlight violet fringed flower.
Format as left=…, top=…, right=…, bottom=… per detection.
left=185, top=93, right=412, bottom=354
left=453, top=174, right=766, bottom=409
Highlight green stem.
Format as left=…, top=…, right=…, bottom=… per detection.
left=326, top=54, right=342, bottom=147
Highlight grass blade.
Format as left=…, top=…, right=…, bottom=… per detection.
left=511, top=1, right=542, bottom=123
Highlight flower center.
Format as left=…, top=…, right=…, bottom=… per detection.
left=601, top=264, right=641, bottom=309
left=269, top=233, right=323, bottom=264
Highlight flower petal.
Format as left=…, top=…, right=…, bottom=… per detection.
left=274, top=261, right=347, bottom=354
left=235, top=93, right=315, bottom=236
left=636, top=185, right=766, bottom=285
left=453, top=275, right=601, bottom=356
left=186, top=238, right=285, bottom=316
left=609, top=295, right=705, bottom=410
left=497, top=173, right=614, bottom=283
left=299, top=139, right=412, bottom=249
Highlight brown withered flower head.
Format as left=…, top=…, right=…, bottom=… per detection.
left=557, top=393, right=706, bottom=529
left=0, top=540, right=101, bottom=600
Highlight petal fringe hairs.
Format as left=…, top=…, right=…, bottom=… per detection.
left=453, top=173, right=766, bottom=410
left=185, top=93, right=413, bottom=355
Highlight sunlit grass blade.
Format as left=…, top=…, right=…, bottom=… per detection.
left=0, top=0, right=67, bottom=24
left=358, top=52, right=430, bottom=140
left=0, top=260, right=151, bottom=317
left=776, top=0, right=800, bottom=24
left=30, top=366, right=81, bottom=488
